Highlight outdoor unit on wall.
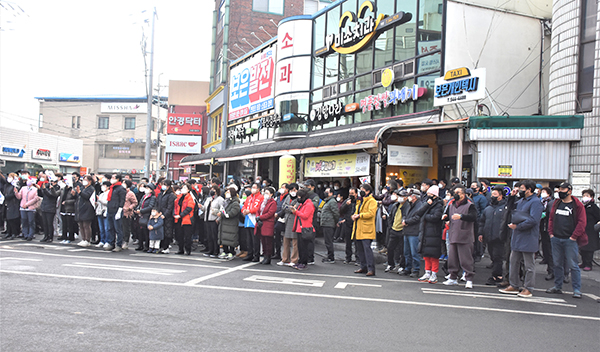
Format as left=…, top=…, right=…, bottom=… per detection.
left=322, top=84, right=337, bottom=99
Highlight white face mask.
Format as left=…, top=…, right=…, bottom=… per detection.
left=336, top=196, right=342, bottom=202
left=399, top=197, right=406, bottom=203
left=7, top=177, right=13, bottom=183
left=279, top=188, right=285, bottom=194
left=101, top=186, right=108, bottom=192
left=110, top=179, right=117, bottom=184
left=582, top=196, right=592, bottom=203
left=82, top=180, right=89, bottom=186
left=334, top=186, right=339, bottom=190
left=175, top=190, right=181, bottom=195
left=225, top=192, right=231, bottom=199
left=541, top=192, right=548, bottom=199
left=151, top=211, right=158, bottom=216
left=382, top=189, right=387, bottom=195
left=181, top=188, right=189, bottom=194
left=264, top=194, right=271, bottom=200
left=40, top=178, right=46, bottom=182
left=161, top=185, right=167, bottom=191
left=420, top=185, right=427, bottom=192
left=145, top=188, right=152, bottom=194
left=554, top=192, right=559, bottom=198
left=251, top=188, right=258, bottom=194
left=59, top=182, right=66, bottom=189
left=391, top=194, right=398, bottom=201
left=290, top=191, right=297, bottom=197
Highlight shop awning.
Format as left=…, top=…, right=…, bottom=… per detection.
left=179, top=112, right=464, bottom=166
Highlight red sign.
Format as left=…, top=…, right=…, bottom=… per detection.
left=80, top=167, right=88, bottom=175
left=167, top=113, right=204, bottom=135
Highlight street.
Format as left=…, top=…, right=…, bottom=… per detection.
left=1, top=239, right=599, bottom=352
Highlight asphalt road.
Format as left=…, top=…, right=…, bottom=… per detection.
left=1, top=238, right=599, bottom=352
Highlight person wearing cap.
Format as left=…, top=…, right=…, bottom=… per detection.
left=478, top=186, right=509, bottom=285
left=135, top=182, right=156, bottom=252
left=399, top=188, right=424, bottom=277
left=414, top=185, right=444, bottom=283
left=450, top=177, right=461, bottom=187
left=499, top=180, right=544, bottom=298
left=479, top=179, right=492, bottom=203
left=579, top=189, right=600, bottom=271
left=385, top=189, right=409, bottom=273
left=545, top=182, right=587, bottom=298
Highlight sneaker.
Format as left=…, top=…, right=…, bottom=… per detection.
left=499, top=286, right=520, bottom=295
left=418, top=273, right=431, bottom=282
left=121, top=242, right=128, bottom=250
left=465, top=281, right=473, bottom=289
left=161, top=249, right=170, bottom=254
left=546, top=287, right=563, bottom=294
left=439, top=255, right=445, bottom=260
left=226, top=253, right=234, bottom=261
left=385, top=265, right=392, bottom=272
left=295, top=264, right=307, bottom=270
left=308, top=261, right=315, bottom=265
left=517, top=289, right=532, bottom=298
left=64, top=240, right=71, bottom=244
left=573, top=291, right=582, bottom=299
left=103, top=242, right=110, bottom=249
left=276, top=261, right=286, bottom=266
left=77, top=240, right=88, bottom=247
left=103, top=244, right=114, bottom=251
left=286, top=262, right=295, bottom=267
left=428, top=273, right=438, bottom=284
left=202, top=253, right=211, bottom=257
left=112, top=246, right=122, bottom=252
left=209, top=254, right=217, bottom=258
left=582, top=266, right=592, bottom=271
left=322, top=258, right=335, bottom=264
left=443, top=279, right=458, bottom=286
left=96, top=242, right=105, bottom=248
left=409, top=271, right=419, bottom=278
left=397, top=267, right=404, bottom=274
left=218, top=252, right=227, bottom=259
left=460, top=273, right=466, bottom=282
left=399, top=269, right=411, bottom=276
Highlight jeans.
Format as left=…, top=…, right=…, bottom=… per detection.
left=20, top=210, right=36, bottom=238
left=356, top=239, right=375, bottom=273
left=404, top=236, right=421, bottom=272
left=323, top=226, right=335, bottom=260
left=107, top=213, right=123, bottom=247
left=97, top=216, right=109, bottom=243
left=551, top=237, right=581, bottom=292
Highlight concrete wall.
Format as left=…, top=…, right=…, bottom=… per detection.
left=168, top=81, right=211, bottom=106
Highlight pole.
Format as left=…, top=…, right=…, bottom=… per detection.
left=144, top=7, right=156, bottom=179
left=155, top=77, right=162, bottom=177
left=456, top=127, right=464, bottom=184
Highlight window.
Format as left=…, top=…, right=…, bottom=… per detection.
left=98, top=116, right=109, bottom=129
left=252, top=0, right=284, bottom=15
left=210, top=112, right=223, bottom=143
left=71, top=116, right=80, bottom=129
left=577, top=0, right=598, bottom=112
left=124, top=117, right=136, bottom=130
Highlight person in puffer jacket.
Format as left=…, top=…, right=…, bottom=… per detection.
left=16, top=179, right=39, bottom=241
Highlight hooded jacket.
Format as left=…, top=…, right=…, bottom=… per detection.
left=478, top=198, right=508, bottom=242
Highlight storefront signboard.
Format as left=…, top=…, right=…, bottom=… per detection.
left=275, top=56, right=312, bottom=96
left=59, top=153, right=80, bottom=163
left=165, top=135, right=202, bottom=154
left=305, top=153, right=370, bottom=178
left=387, top=145, right=433, bottom=167
left=434, top=67, right=486, bottom=107
left=167, top=113, right=203, bottom=135
left=497, top=165, right=512, bottom=177
left=1, top=146, right=26, bottom=158
left=277, top=19, right=313, bottom=60
left=100, top=103, right=147, bottom=114
left=229, top=46, right=277, bottom=121
left=359, top=84, right=426, bottom=113
left=258, top=113, right=282, bottom=129
left=31, top=149, right=52, bottom=161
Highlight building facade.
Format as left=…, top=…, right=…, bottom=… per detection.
left=36, top=96, right=168, bottom=177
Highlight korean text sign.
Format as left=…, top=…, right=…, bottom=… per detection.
left=304, top=153, right=370, bottom=178
left=167, top=113, right=204, bottom=135
left=229, top=46, right=277, bottom=121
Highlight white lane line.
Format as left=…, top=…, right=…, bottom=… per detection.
left=131, top=253, right=223, bottom=264
left=62, top=262, right=186, bottom=276
left=421, top=288, right=576, bottom=308
left=334, top=282, right=382, bottom=289
left=244, top=275, right=325, bottom=287
left=184, top=262, right=258, bottom=285
left=2, top=269, right=598, bottom=322
left=68, top=249, right=89, bottom=252
left=0, top=257, right=43, bottom=262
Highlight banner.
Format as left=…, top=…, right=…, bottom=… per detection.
left=434, top=67, right=486, bottom=107
left=100, top=103, right=147, bottom=113
left=304, top=153, right=370, bottom=178
left=165, top=135, right=202, bottom=154
left=387, top=145, right=433, bottom=167
left=167, top=112, right=204, bottom=135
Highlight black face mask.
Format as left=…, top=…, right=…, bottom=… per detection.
left=349, top=195, right=356, bottom=201
left=558, top=191, right=568, bottom=200
left=471, top=187, right=478, bottom=193
left=453, top=194, right=461, bottom=201
left=244, top=190, right=251, bottom=197
left=518, top=190, right=526, bottom=198
left=359, top=190, right=366, bottom=198
left=210, top=190, right=216, bottom=197
left=491, top=196, right=499, bottom=205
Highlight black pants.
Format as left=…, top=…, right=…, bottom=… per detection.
left=61, top=215, right=76, bottom=241
left=138, top=226, right=149, bottom=250
left=161, top=217, right=174, bottom=250
left=308, top=237, right=315, bottom=263
left=239, top=227, right=249, bottom=252
left=42, top=212, right=55, bottom=240
left=580, top=250, right=595, bottom=267
left=323, top=226, right=335, bottom=260
left=205, top=221, right=219, bottom=255
left=342, top=225, right=354, bottom=262
left=387, top=229, right=404, bottom=268
left=244, top=227, right=258, bottom=259
left=91, top=215, right=100, bottom=242
left=181, top=224, right=193, bottom=254
left=297, top=233, right=310, bottom=265
left=223, top=245, right=235, bottom=254
left=122, top=216, right=132, bottom=243
left=253, top=232, right=261, bottom=259
left=6, top=217, right=20, bottom=236
left=540, top=230, right=554, bottom=274
left=273, top=221, right=285, bottom=256
left=488, top=240, right=505, bottom=278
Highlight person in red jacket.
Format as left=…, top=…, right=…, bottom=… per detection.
left=291, top=188, right=315, bottom=270
left=255, top=187, right=277, bottom=264
left=174, top=183, right=195, bottom=255
left=242, top=183, right=264, bottom=262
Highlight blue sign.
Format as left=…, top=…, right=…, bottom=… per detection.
left=2, top=147, right=25, bottom=158
left=435, top=77, right=479, bottom=98
left=59, top=153, right=80, bottom=163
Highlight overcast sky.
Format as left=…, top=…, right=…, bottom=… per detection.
left=0, top=0, right=213, bottom=131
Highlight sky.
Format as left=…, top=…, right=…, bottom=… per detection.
left=0, top=0, right=214, bottom=132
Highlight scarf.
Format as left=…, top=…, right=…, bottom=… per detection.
left=107, top=182, right=121, bottom=201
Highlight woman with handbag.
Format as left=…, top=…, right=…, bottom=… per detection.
left=291, top=188, right=315, bottom=270
left=255, top=187, right=277, bottom=264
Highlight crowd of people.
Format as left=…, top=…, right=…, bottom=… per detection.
left=1, top=170, right=599, bottom=298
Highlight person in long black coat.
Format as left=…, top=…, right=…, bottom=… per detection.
left=74, top=176, right=96, bottom=246
left=415, top=186, right=444, bottom=283
left=40, top=180, right=60, bottom=242
left=580, top=189, right=600, bottom=270
left=2, top=173, right=21, bottom=239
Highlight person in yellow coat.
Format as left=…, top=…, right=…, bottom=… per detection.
left=352, top=183, right=378, bottom=276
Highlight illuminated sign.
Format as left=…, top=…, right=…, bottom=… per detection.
left=59, top=153, right=80, bottom=163
left=32, top=149, right=52, bottom=160
left=165, top=135, right=202, bottom=154
left=1, top=146, right=26, bottom=158
left=434, top=68, right=486, bottom=107
left=360, top=85, right=426, bottom=113
left=167, top=112, right=204, bottom=135
left=381, top=68, right=394, bottom=88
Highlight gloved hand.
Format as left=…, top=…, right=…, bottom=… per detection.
left=115, top=208, right=122, bottom=220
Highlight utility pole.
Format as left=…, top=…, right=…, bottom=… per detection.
left=144, top=7, right=156, bottom=179
left=155, top=73, right=164, bottom=177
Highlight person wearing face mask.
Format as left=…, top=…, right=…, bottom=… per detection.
left=2, top=173, right=21, bottom=240
left=121, top=180, right=138, bottom=250
left=478, top=186, right=508, bottom=285
left=351, top=184, right=377, bottom=276
left=39, top=173, right=60, bottom=243
left=499, top=180, right=543, bottom=298
left=442, top=186, right=477, bottom=288
left=332, top=180, right=342, bottom=197
left=57, top=176, right=77, bottom=244
left=272, top=183, right=288, bottom=260
left=332, top=193, right=345, bottom=243
left=73, top=175, right=96, bottom=247
left=173, top=184, right=195, bottom=255
left=147, top=208, right=164, bottom=254
left=291, top=188, right=316, bottom=270
left=217, top=185, right=240, bottom=260
left=15, top=178, right=40, bottom=241
left=277, top=183, right=300, bottom=266
left=200, top=185, right=225, bottom=258
left=539, top=187, right=556, bottom=280
left=386, top=190, right=409, bottom=273
left=105, top=174, right=126, bottom=251
left=135, top=183, right=156, bottom=252
left=254, top=187, right=277, bottom=264
left=414, top=185, right=444, bottom=283
left=320, top=187, right=340, bottom=264
left=398, top=189, right=424, bottom=277
left=420, top=179, right=433, bottom=201
left=578, top=189, right=599, bottom=272
left=241, top=183, right=264, bottom=262
left=156, top=180, right=175, bottom=254
left=339, top=187, right=358, bottom=264
left=95, top=181, right=111, bottom=247
left=545, top=183, right=587, bottom=299
left=302, top=180, right=321, bottom=265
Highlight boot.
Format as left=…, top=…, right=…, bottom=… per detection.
left=238, top=251, right=248, bottom=259
left=40, top=236, right=48, bottom=243
left=261, top=255, right=271, bottom=265
left=243, top=255, right=253, bottom=262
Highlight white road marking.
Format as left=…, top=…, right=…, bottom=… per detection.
left=0, top=257, right=42, bottom=261
left=244, top=275, right=325, bottom=287
left=2, top=269, right=598, bottom=322
left=18, top=243, right=71, bottom=250
left=68, top=249, right=90, bottom=252
left=63, top=262, right=186, bottom=275
left=131, top=252, right=223, bottom=264
left=334, top=282, right=382, bottom=289
left=184, top=262, right=258, bottom=285
left=421, top=287, right=576, bottom=308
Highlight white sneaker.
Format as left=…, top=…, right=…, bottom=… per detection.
left=122, top=242, right=128, bottom=250
left=385, top=265, right=392, bottom=272
left=429, top=273, right=438, bottom=284
left=226, top=253, right=234, bottom=261
left=285, top=262, right=295, bottom=267
left=465, top=281, right=473, bottom=289
left=397, top=267, right=404, bottom=274
left=96, top=242, right=104, bottom=248
left=443, top=278, right=459, bottom=286
left=162, top=248, right=170, bottom=254
left=103, top=243, right=110, bottom=249
left=418, top=273, right=431, bottom=282
left=218, top=252, right=227, bottom=259
left=460, top=273, right=467, bottom=282
left=445, top=274, right=451, bottom=280
left=77, top=240, right=87, bottom=247
left=277, top=261, right=285, bottom=266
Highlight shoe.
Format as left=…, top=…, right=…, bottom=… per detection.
left=418, top=273, right=431, bottom=282
left=242, top=256, right=253, bottom=262
left=77, top=240, right=88, bottom=247
left=103, top=242, right=110, bottom=248
left=582, top=266, right=592, bottom=271
left=40, top=237, right=48, bottom=243
left=439, top=255, right=445, bottom=260
left=251, top=257, right=260, bottom=262
left=96, top=242, right=105, bottom=248
left=176, top=251, right=185, bottom=255
left=546, top=287, right=563, bottom=294
left=465, top=281, right=473, bottom=289
left=573, top=291, right=582, bottom=299
left=186, top=252, right=191, bottom=256
left=135, top=247, right=144, bottom=251
left=366, top=271, right=375, bottom=276
left=322, top=258, right=335, bottom=264
left=409, top=272, right=419, bottom=278
left=210, top=254, right=217, bottom=258
left=147, top=249, right=153, bottom=253
left=121, top=242, right=128, bottom=250
left=499, top=286, right=520, bottom=295
left=517, top=289, right=532, bottom=298
left=104, top=244, right=114, bottom=251
left=460, top=273, right=467, bottom=282
left=226, top=253, right=234, bottom=261
left=238, top=251, right=248, bottom=259
left=162, top=249, right=170, bottom=254
left=218, top=252, right=227, bottom=259
left=343, top=260, right=350, bottom=265
left=132, top=239, right=139, bottom=245
left=497, top=280, right=510, bottom=288
left=563, top=275, right=570, bottom=284
left=64, top=240, right=71, bottom=244
left=111, top=246, right=121, bottom=252
left=354, top=269, right=367, bottom=274
left=428, top=273, right=438, bottom=284
left=272, top=254, right=282, bottom=260
left=276, top=261, right=286, bottom=266
left=385, top=265, right=392, bottom=272
left=399, top=269, right=411, bottom=276
left=545, top=273, right=554, bottom=281
left=47, top=238, right=53, bottom=243
left=294, top=264, right=307, bottom=270
left=308, top=261, right=315, bottom=265
left=26, top=237, right=33, bottom=241
left=443, top=279, right=458, bottom=286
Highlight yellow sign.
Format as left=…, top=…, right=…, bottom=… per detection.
left=381, top=68, right=394, bottom=88
left=444, top=67, right=471, bottom=81
left=498, top=165, right=512, bottom=177
left=305, top=153, right=370, bottom=178
left=279, top=155, right=296, bottom=186
left=327, top=1, right=385, bottom=55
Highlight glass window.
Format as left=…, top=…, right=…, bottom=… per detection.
left=71, top=116, right=80, bottom=129
left=418, top=0, right=443, bottom=56
left=581, top=0, right=597, bottom=42
left=395, top=0, right=417, bottom=61
left=252, top=0, right=284, bottom=15
left=355, top=40, right=373, bottom=75
left=417, top=52, right=441, bottom=74
left=314, top=13, right=326, bottom=52
left=415, top=74, right=437, bottom=112
left=312, top=88, right=323, bottom=103
left=339, top=53, right=355, bottom=80
left=355, top=74, right=372, bottom=91
left=577, top=41, right=595, bottom=112
left=374, top=28, right=394, bottom=70
left=325, top=54, right=339, bottom=85
left=371, top=86, right=389, bottom=120
left=312, top=57, right=324, bottom=90
left=342, top=0, right=357, bottom=14
left=124, top=117, right=136, bottom=130
left=354, top=90, right=372, bottom=123
left=338, top=94, right=355, bottom=126
left=339, top=80, right=353, bottom=94
left=98, top=116, right=109, bottom=129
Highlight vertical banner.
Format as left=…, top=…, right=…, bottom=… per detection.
left=279, top=154, right=296, bottom=186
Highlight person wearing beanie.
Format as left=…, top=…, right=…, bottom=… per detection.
left=414, top=185, right=444, bottom=283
